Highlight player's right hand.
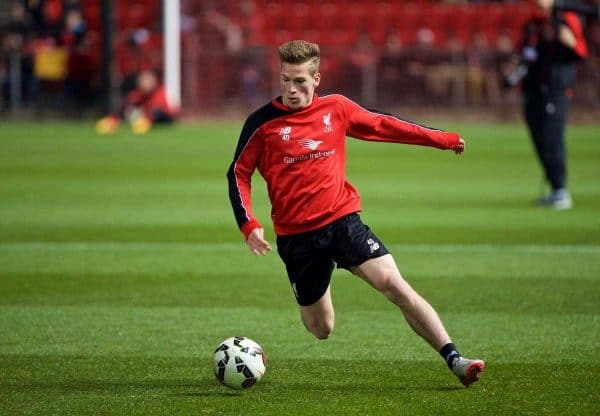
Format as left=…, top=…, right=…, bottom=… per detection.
left=246, top=228, right=272, bottom=256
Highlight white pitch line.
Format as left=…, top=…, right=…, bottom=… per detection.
left=0, top=242, right=243, bottom=251
left=390, top=244, right=600, bottom=254
left=0, top=242, right=599, bottom=254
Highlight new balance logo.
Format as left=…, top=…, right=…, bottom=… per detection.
left=367, top=238, right=380, bottom=253
left=300, top=139, right=323, bottom=151
left=280, top=126, right=292, bottom=141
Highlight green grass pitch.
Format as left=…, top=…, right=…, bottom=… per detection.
left=0, top=119, right=599, bottom=415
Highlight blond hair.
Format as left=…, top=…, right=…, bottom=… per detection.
left=278, top=40, right=320, bottom=75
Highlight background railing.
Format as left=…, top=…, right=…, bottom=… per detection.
left=1, top=0, right=599, bottom=118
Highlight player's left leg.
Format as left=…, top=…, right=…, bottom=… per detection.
left=351, top=254, right=484, bottom=386
left=351, top=254, right=450, bottom=350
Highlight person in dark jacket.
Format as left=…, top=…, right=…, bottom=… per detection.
left=520, top=0, right=588, bottom=209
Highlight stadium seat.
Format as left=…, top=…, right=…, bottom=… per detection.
left=116, top=1, right=159, bottom=30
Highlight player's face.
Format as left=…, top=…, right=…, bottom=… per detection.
left=280, top=62, right=320, bottom=110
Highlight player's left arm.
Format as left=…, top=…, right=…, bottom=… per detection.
left=340, top=96, right=463, bottom=152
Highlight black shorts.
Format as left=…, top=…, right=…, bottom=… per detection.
left=276, top=213, right=389, bottom=306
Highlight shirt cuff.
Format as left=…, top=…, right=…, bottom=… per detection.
left=446, top=133, right=461, bottom=149
left=241, top=219, right=262, bottom=240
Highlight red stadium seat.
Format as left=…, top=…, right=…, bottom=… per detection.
left=81, top=0, right=101, bottom=31
left=116, top=1, right=160, bottom=30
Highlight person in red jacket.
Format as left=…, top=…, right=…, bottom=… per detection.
left=95, top=69, right=179, bottom=135
left=227, top=40, right=484, bottom=387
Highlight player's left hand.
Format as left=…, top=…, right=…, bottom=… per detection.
left=454, top=138, right=465, bottom=155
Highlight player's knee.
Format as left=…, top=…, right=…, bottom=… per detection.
left=375, top=270, right=399, bottom=295
left=307, top=319, right=334, bottom=340
left=379, top=272, right=413, bottom=307
left=311, top=325, right=333, bottom=340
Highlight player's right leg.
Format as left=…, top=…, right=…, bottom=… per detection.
left=451, top=357, right=485, bottom=387
left=300, top=285, right=335, bottom=340
left=276, top=232, right=336, bottom=340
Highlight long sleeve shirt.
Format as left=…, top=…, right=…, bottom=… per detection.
left=227, top=93, right=461, bottom=238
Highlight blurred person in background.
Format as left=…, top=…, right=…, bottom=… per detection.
left=509, top=0, right=588, bottom=209
left=204, top=0, right=265, bottom=109
left=2, top=0, right=89, bottom=111
left=1, top=1, right=35, bottom=109
left=62, top=7, right=98, bottom=115
left=377, top=31, right=406, bottom=106
left=95, top=69, right=179, bottom=135
left=465, top=32, right=498, bottom=105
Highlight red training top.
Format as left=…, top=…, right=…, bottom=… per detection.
left=227, top=93, right=461, bottom=239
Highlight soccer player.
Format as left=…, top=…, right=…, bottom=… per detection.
left=227, top=40, right=484, bottom=387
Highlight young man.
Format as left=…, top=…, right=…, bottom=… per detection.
left=519, top=0, right=587, bottom=209
left=227, top=40, right=484, bottom=387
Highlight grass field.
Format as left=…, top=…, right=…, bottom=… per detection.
left=0, top=120, right=599, bottom=415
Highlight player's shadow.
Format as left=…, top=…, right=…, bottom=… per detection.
left=13, top=373, right=466, bottom=396
left=5, top=377, right=227, bottom=396
left=174, top=376, right=246, bottom=397
left=282, top=381, right=464, bottom=393
left=429, top=385, right=465, bottom=392
left=176, top=390, right=240, bottom=398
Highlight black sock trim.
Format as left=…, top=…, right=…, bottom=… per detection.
left=439, top=342, right=460, bottom=369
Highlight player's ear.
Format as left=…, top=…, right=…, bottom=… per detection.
left=314, top=72, right=321, bottom=87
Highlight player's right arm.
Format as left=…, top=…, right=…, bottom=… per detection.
left=246, top=227, right=272, bottom=256
left=227, top=119, right=264, bottom=247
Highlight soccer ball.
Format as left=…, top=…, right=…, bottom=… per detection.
left=213, top=336, right=266, bottom=389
